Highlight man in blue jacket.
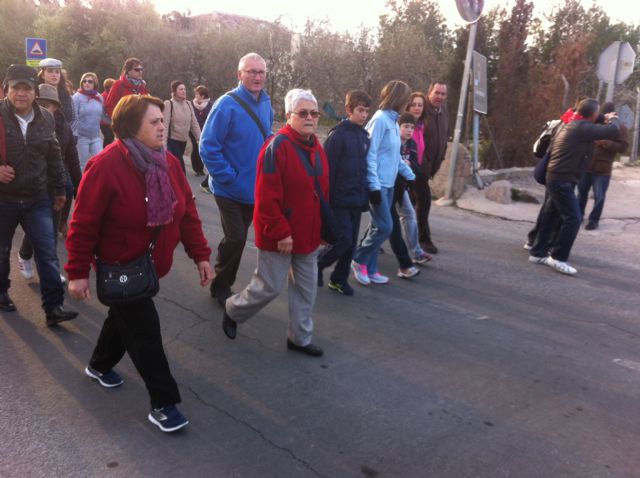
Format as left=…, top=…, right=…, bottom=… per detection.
left=200, top=53, right=274, bottom=306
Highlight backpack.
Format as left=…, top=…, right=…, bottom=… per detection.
left=533, top=119, right=562, bottom=158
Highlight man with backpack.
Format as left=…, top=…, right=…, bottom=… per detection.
left=199, top=53, right=274, bottom=307
left=528, top=98, right=620, bottom=276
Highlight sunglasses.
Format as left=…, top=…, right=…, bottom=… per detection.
left=82, top=78, right=94, bottom=84
left=133, top=67, right=144, bottom=72
left=293, top=110, right=320, bottom=119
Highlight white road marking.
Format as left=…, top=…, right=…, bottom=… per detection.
left=613, top=358, right=640, bottom=372
left=475, top=316, right=490, bottom=320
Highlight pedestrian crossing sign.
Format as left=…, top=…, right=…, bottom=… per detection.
left=25, top=37, right=47, bottom=67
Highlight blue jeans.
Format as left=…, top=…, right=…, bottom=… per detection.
left=531, top=180, right=581, bottom=262
left=0, top=193, right=64, bottom=311
left=397, top=190, right=424, bottom=259
left=577, top=173, right=610, bottom=225
left=353, top=187, right=394, bottom=275
left=77, top=135, right=103, bottom=171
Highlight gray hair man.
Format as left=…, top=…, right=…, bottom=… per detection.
left=200, top=53, right=274, bottom=307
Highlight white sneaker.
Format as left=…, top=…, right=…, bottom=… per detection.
left=368, top=272, right=390, bottom=284
left=528, top=255, right=547, bottom=264
left=17, top=253, right=34, bottom=279
left=545, top=257, right=577, bottom=276
left=523, top=242, right=532, bottom=250
left=397, top=266, right=421, bottom=279
left=60, top=274, right=67, bottom=285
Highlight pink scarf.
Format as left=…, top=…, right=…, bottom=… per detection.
left=412, top=121, right=425, bottom=165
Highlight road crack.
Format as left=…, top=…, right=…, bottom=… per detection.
left=182, top=384, right=330, bottom=478
left=156, top=295, right=215, bottom=346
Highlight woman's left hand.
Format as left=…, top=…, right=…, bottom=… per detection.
left=197, top=261, right=214, bottom=287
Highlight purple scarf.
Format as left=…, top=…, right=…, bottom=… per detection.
left=122, top=137, right=177, bottom=226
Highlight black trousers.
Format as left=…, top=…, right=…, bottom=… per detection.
left=89, top=297, right=181, bottom=409
left=413, top=173, right=433, bottom=244
left=167, top=138, right=187, bottom=173
left=189, top=132, right=205, bottom=175
left=210, top=195, right=254, bottom=292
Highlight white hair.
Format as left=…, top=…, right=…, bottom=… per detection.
left=284, top=89, right=318, bottom=114
left=238, top=53, right=266, bottom=71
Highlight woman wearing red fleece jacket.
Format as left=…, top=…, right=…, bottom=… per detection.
left=65, top=95, right=212, bottom=433
left=222, top=89, right=328, bottom=357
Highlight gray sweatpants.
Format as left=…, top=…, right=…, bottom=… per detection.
left=226, top=248, right=319, bottom=346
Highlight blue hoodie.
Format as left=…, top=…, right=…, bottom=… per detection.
left=200, top=83, right=273, bottom=204
left=365, top=109, right=414, bottom=190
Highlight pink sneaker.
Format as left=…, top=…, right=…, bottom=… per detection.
left=351, top=261, right=370, bottom=285
left=368, top=272, right=389, bottom=284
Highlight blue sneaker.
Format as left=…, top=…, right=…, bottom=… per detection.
left=148, top=405, right=189, bottom=432
left=85, top=365, right=124, bottom=388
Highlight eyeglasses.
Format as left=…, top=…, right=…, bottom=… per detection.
left=243, top=69, right=268, bottom=77
left=82, top=78, right=94, bottom=84
left=133, top=67, right=144, bottom=72
left=293, top=110, right=320, bottom=119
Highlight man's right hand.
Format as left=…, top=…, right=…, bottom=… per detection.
left=0, top=165, right=16, bottom=184
left=604, top=112, right=618, bottom=122
left=369, top=190, right=382, bottom=205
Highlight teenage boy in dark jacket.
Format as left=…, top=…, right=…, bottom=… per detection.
left=317, top=90, right=371, bottom=296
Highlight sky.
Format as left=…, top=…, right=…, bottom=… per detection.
left=151, top=0, right=640, bottom=33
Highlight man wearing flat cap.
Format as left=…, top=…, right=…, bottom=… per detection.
left=0, top=64, right=78, bottom=325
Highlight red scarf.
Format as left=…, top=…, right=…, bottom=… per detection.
left=569, top=112, right=587, bottom=122
left=560, top=108, right=574, bottom=123
left=77, top=89, right=102, bottom=102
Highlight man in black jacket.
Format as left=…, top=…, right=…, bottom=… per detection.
left=0, top=64, right=77, bottom=325
left=529, top=98, right=619, bottom=275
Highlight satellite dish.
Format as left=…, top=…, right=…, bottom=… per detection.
left=455, top=0, right=484, bottom=23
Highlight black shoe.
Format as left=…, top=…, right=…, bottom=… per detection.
left=286, top=339, right=324, bottom=357
left=0, top=292, right=17, bottom=312
left=211, top=286, right=233, bottom=308
left=45, top=305, right=78, bottom=326
left=585, top=222, right=598, bottom=230
left=421, top=242, right=438, bottom=254
left=222, top=311, right=237, bottom=340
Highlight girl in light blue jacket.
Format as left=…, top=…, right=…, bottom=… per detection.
left=352, top=81, right=415, bottom=285
left=72, top=72, right=107, bottom=170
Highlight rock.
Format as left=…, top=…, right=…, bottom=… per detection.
left=515, top=189, right=541, bottom=204
left=431, top=142, right=472, bottom=199
left=485, top=180, right=513, bottom=204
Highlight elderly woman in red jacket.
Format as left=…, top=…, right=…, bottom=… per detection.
left=221, top=88, right=328, bottom=357
left=65, top=94, right=213, bottom=433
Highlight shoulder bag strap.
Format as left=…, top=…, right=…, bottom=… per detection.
left=148, top=226, right=163, bottom=252
left=228, top=92, right=268, bottom=140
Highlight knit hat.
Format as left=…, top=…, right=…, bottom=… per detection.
left=3, top=64, right=38, bottom=89
left=37, top=84, right=61, bottom=107
left=38, top=58, right=63, bottom=69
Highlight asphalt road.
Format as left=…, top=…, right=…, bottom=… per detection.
left=1, top=174, right=639, bottom=478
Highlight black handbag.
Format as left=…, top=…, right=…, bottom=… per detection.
left=96, top=227, right=161, bottom=307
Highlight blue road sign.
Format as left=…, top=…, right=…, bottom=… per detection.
left=25, top=38, right=47, bottom=66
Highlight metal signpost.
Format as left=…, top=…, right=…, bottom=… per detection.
left=440, top=0, right=484, bottom=204
left=597, top=41, right=636, bottom=103
left=471, top=51, right=487, bottom=189
left=25, top=37, right=47, bottom=67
